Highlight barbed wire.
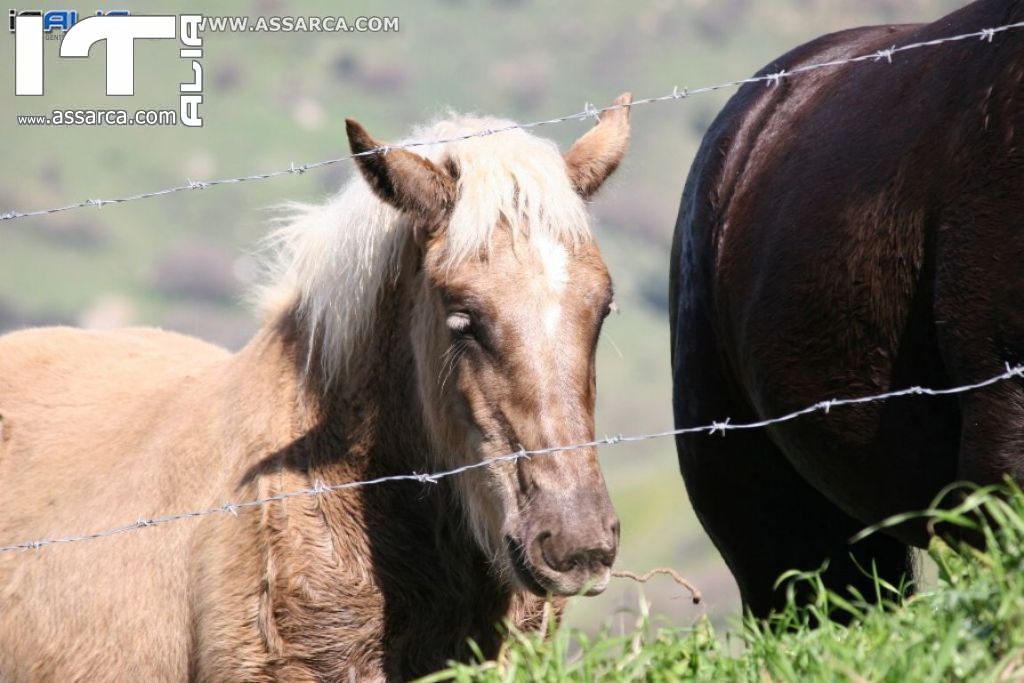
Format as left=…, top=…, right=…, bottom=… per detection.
left=2, top=19, right=1022, bottom=222
left=2, top=363, right=1021, bottom=555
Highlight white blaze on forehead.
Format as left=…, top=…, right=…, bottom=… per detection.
left=543, top=306, right=561, bottom=337
left=535, top=235, right=569, bottom=337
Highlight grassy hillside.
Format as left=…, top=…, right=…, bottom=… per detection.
left=0, top=0, right=966, bottom=635
left=427, top=485, right=1024, bottom=682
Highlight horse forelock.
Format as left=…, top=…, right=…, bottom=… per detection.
left=252, top=114, right=591, bottom=386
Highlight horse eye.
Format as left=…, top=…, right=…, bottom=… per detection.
left=603, top=300, right=618, bottom=319
left=446, top=312, right=474, bottom=335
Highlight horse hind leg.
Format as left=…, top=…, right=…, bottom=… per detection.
left=673, top=343, right=913, bottom=620
left=676, top=424, right=914, bottom=620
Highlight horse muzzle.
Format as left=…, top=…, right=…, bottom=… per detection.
left=505, top=497, right=619, bottom=597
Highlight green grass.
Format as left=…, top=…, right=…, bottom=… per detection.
left=423, top=483, right=1024, bottom=682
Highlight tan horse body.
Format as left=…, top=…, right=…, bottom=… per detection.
left=0, top=98, right=631, bottom=681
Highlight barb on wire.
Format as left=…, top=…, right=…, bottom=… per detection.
left=2, top=20, right=1022, bottom=222
left=612, top=567, right=703, bottom=604
left=0, top=364, right=1021, bottom=555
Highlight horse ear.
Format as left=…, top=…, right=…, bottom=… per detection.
left=345, top=118, right=456, bottom=226
left=564, top=92, right=632, bottom=199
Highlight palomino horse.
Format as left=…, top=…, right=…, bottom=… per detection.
left=671, top=0, right=1024, bottom=619
left=0, top=94, right=632, bottom=680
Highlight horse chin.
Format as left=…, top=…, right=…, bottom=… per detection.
left=503, top=535, right=611, bottom=597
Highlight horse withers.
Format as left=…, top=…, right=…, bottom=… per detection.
left=671, top=0, right=1024, bottom=618
left=0, top=94, right=632, bottom=680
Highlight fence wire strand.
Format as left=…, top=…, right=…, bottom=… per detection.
left=2, top=363, right=1021, bottom=554
left=2, top=20, right=1023, bottom=222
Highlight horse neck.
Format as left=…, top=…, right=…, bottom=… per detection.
left=223, top=244, right=546, bottom=675
left=212, top=236, right=557, bottom=679
left=233, top=240, right=432, bottom=478
left=315, top=240, right=431, bottom=476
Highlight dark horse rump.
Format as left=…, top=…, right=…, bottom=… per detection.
left=670, top=0, right=1024, bottom=617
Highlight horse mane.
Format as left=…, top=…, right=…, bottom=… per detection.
left=254, top=114, right=591, bottom=384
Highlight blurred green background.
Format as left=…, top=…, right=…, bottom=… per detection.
left=0, top=0, right=963, bottom=635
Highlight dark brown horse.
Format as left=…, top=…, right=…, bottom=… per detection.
left=671, top=0, right=1024, bottom=617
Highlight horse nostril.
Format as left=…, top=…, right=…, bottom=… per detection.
left=567, top=546, right=615, bottom=573
left=589, top=545, right=616, bottom=569
left=536, top=532, right=559, bottom=571
left=538, top=532, right=616, bottom=574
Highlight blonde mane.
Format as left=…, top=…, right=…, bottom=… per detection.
left=255, top=115, right=591, bottom=383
